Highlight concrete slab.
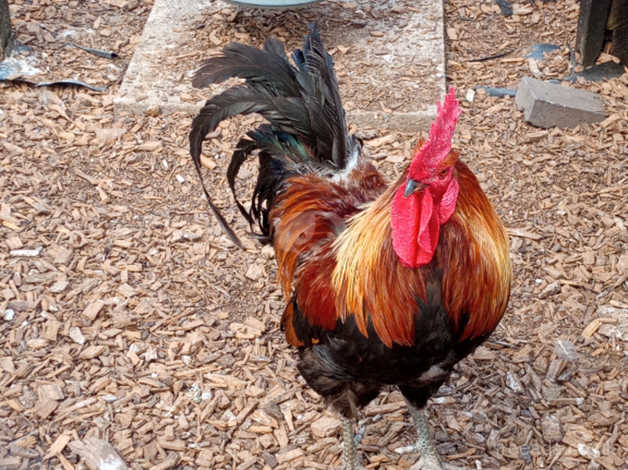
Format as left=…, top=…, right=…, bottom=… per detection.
left=226, top=0, right=323, bottom=6
left=115, top=0, right=446, bottom=132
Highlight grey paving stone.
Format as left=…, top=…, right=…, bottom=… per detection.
left=515, top=76, right=607, bottom=128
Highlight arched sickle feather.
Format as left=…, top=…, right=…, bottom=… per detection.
left=226, top=137, right=259, bottom=228
left=189, top=88, right=265, bottom=249
left=189, top=86, right=284, bottom=248
left=190, top=138, right=244, bottom=249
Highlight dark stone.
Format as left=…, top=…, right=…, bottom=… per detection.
left=495, top=0, right=513, bottom=17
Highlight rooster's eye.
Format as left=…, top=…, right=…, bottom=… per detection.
left=439, top=168, right=448, bottom=178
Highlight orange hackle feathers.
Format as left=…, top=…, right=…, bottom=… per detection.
left=331, top=186, right=424, bottom=347
left=329, top=160, right=511, bottom=347
left=438, top=163, right=512, bottom=340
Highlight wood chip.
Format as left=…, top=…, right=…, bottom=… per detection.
left=148, top=454, right=179, bottom=470
left=82, top=300, right=105, bottom=321
left=44, top=433, right=72, bottom=460
left=508, top=227, right=544, bottom=240
left=135, top=141, right=163, bottom=152
left=68, top=437, right=128, bottom=470
left=69, top=326, right=86, bottom=345
left=0, top=356, right=15, bottom=373
left=582, top=318, right=602, bottom=338
left=79, top=345, right=106, bottom=360
left=157, top=439, right=186, bottom=451
left=36, top=398, right=58, bottom=419
left=367, top=134, right=396, bottom=147
left=245, top=263, right=265, bottom=281
left=0, top=456, right=20, bottom=469
left=311, top=415, right=341, bottom=438
left=39, top=383, right=64, bottom=401
left=275, top=448, right=304, bottom=464
left=472, top=345, right=497, bottom=360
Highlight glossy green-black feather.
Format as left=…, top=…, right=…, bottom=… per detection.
left=189, top=24, right=360, bottom=244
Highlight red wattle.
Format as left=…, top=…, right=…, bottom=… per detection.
left=391, top=184, right=439, bottom=267
left=391, top=185, right=420, bottom=267
left=416, top=189, right=439, bottom=265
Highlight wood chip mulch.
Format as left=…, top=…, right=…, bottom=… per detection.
left=0, top=1, right=626, bottom=469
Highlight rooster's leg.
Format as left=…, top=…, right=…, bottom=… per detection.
left=338, top=388, right=368, bottom=470
left=397, top=405, right=443, bottom=470
left=409, top=406, right=442, bottom=470
left=341, top=417, right=359, bottom=470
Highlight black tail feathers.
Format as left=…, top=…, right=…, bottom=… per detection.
left=189, top=24, right=360, bottom=246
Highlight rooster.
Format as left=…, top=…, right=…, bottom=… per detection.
left=190, top=24, right=511, bottom=470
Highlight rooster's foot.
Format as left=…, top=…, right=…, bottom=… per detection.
left=396, top=443, right=442, bottom=470
left=408, top=453, right=443, bottom=470
left=340, top=452, right=364, bottom=470
left=341, top=462, right=365, bottom=470
left=396, top=405, right=443, bottom=470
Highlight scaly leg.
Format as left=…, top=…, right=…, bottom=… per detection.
left=396, top=404, right=443, bottom=470
left=341, top=417, right=359, bottom=470
left=338, top=388, right=369, bottom=470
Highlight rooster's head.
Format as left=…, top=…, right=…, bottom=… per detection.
left=391, top=88, right=462, bottom=268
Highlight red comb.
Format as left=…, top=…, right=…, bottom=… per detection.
left=410, top=88, right=461, bottom=172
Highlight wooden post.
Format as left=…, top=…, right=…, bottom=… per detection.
left=608, top=0, right=628, bottom=64
left=576, top=0, right=612, bottom=66
left=0, top=0, right=11, bottom=61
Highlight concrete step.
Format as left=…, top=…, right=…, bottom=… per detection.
left=115, top=0, right=446, bottom=132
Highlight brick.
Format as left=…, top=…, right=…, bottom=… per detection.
left=515, top=77, right=607, bottom=128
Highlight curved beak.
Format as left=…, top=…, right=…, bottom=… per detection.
left=404, top=178, right=425, bottom=198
